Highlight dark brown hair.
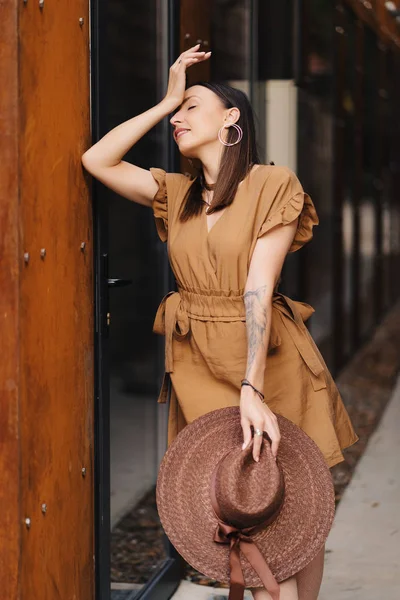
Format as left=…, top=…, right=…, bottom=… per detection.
left=178, top=82, right=262, bottom=222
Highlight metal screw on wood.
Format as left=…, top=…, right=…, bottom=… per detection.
left=24, top=252, right=30, bottom=263
left=184, top=33, right=191, bottom=40
left=39, top=0, right=44, bottom=7
left=41, top=503, right=47, bottom=514
left=40, top=248, right=46, bottom=258
left=81, top=467, right=86, bottom=477
left=80, top=242, right=86, bottom=251
left=79, top=17, right=84, bottom=26
left=25, top=518, right=31, bottom=529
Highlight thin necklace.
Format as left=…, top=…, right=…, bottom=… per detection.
left=202, top=164, right=255, bottom=210
left=203, top=178, right=215, bottom=206
left=203, top=188, right=213, bottom=213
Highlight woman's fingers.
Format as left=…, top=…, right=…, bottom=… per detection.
left=241, top=417, right=252, bottom=450
left=252, top=424, right=264, bottom=462
left=240, top=392, right=281, bottom=462
left=252, top=416, right=281, bottom=462
left=270, top=427, right=281, bottom=459
left=173, top=43, right=211, bottom=68
left=173, top=43, right=201, bottom=64
left=169, top=54, right=210, bottom=75
left=182, top=43, right=203, bottom=55
left=177, top=53, right=211, bottom=67
left=266, top=415, right=281, bottom=460
left=165, top=45, right=211, bottom=109
left=173, top=53, right=204, bottom=65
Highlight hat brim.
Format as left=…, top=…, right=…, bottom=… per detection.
left=156, top=406, right=335, bottom=587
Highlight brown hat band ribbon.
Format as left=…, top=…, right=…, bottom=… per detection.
left=209, top=465, right=282, bottom=600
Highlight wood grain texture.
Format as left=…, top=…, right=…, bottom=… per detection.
left=179, top=0, right=211, bottom=175
left=344, top=0, right=400, bottom=47
left=180, top=0, right=212, bottom=83
left=0, top=1, right=21, bottom=598
left=18, top=0, right=94, bottom=598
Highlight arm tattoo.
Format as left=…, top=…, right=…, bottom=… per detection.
left=243, top=284, right=269, bottom=377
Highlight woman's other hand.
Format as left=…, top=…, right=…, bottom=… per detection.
left=164, top=43, right=212, bottom=110
left=240, top=387, right=281, bottom=462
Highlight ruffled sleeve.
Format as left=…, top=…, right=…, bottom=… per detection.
left=149, top=167, right=168, bottom=242
left=256, top=167, right=319, bottom=253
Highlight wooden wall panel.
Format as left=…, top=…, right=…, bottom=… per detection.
left=18, top=0, right=94, bottom=598
left=376, top=0, right=400, bottom=43
left=179, top=0, right=212, bottom=174
left=0, top=1, right=21, bottom=598
left=180, top=0, right=212, bottom=82
left=345, top=0, right=400, bottom=47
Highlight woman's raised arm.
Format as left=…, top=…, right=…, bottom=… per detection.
left=81, top=100, right=175, bottom=206
left=81, top=44, right=211, bottom=206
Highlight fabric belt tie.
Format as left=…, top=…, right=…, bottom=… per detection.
left=152, top=289, right=325, bottom=404
left=152, top=290, right=190, bottom=403
left=271, top=293, right=324, bottom=380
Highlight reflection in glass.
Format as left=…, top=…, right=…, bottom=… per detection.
left=101, top=1, right=169, bottom=597
left=381, top=50, right=392, bottom=313
left=342, top=195, right=355, bottom=356
left=210, top=0, right=263, bottom=141
left=341, top=7, right=356, bottom=358
left=359, top=27, right=378, bottom=338
left=297, top=0, right=335, bottom=360
left=211, top=0, right=253, bottom=93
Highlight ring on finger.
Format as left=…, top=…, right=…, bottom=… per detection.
left=254, top=428, right=263, bottom=436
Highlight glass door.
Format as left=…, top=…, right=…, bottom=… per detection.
left=91, top=0, right=262, bottom=597
left=91, top=1, right=183, bottom=599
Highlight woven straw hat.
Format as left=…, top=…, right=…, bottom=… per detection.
left=156, top=406, right=335, bottom=599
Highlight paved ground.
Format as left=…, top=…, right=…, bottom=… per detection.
left=320, top=372, right=400, bottom=600
left=170, top=580, right=252, bottom=599
left=170, top=373, right=400, bottom=600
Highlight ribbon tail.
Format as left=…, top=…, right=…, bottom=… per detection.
left=240, top=539, right=280, bottom=600
left=228, top=538, right=246, bottom=600
left=153, top=290, right=176, bottom=335
left=156, top=371, right=170, bottom=404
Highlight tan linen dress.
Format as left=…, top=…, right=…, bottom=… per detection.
left=150, top=164, right=358, bottom=468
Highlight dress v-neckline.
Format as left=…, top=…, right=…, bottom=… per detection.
left=204, top=205, right=229, bottom=236
left=204, top=164, right=261, bottom=236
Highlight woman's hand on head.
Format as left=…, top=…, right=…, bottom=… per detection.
left=163, top=43, right=212, bottom=110
left=240, top=388, right=281, bottom=462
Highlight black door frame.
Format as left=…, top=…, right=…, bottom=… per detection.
left=91, top=1, right=184, bottom=598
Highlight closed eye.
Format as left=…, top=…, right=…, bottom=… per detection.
left=188, top=105, right=197, bottom=110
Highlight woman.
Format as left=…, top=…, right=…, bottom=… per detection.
left=82, top=44, right=358, bottom=600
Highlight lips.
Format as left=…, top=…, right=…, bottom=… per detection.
left=174, top=128, right=190, bottom=140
